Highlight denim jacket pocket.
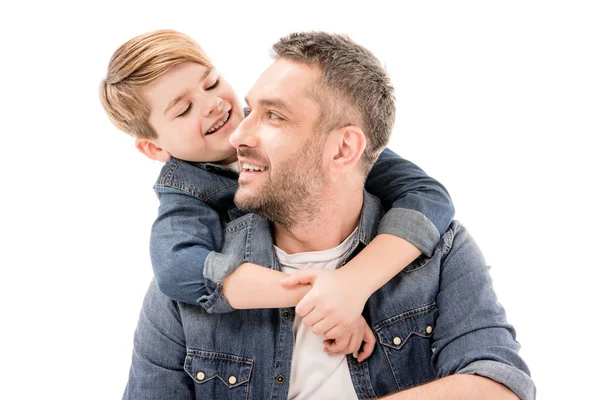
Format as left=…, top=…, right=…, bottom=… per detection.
left=375, top=303, right=438, bottom=390
left=184, top=349, right=253, bottom=399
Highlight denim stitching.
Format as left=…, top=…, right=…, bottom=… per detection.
left=157, top=179, right=237, bottom=202
left=382, top=346, right=402, bottom=390
left=186, top=350, right=254, bottom=363
left=184, top=350, right=253, bottom=388
left=374, top=303, right=437, bottom=331
left=224, top=217, right=252, bottom=234
left=403, top=245, right=443, bottom=274
left=360, top=359, right=378, bottom=400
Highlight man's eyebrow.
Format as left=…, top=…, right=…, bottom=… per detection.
left=245, top=96, right=294, bottom=115
left=163, top=68, right=213, bottom=115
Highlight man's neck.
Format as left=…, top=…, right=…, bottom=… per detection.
left=273, top=187, right=364, bottom=254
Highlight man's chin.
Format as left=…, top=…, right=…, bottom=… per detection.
left=233, top=190, right=258, bottom=211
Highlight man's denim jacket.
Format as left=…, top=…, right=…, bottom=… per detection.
left=151, top=148, right=455, bottom=307
left=125, top=192, right=535, bottom=399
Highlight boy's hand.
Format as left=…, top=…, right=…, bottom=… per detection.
left=280, top=268, right=370, bottom=334
left=323, top=316, right=376, bottom=362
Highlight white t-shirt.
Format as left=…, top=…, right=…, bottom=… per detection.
left=274, top=228, right=359, bottom=400
left=225, top=160, right=239, bottom=172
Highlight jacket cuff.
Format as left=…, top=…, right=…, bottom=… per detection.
left=457, top=360, right=536, bottom=400
left=198, top=252, right=244, bottom=313
left=377, top=208, right=440, bottom=257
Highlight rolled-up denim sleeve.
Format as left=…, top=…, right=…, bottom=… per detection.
left=432, top=222, right=536, bottom=399
left=365, top=148, right=454, bottom=257
left=123, top=280, right=194, bottom=399
left=151, top=189, right=242, bottom=312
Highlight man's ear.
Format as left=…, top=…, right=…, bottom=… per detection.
left=135, top=138, right=171, bottom=162
left=327, top=125, right=367, bottom=174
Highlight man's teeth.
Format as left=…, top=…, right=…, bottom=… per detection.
left=207, top=112, right=230, bottom=133
left=242, top=163, right=266, bottom=172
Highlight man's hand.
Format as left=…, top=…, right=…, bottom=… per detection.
left=323, top=316, right=376, bottom=362
left=280, top=268, right=370, bottom=335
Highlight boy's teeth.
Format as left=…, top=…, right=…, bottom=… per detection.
left=207, top=112, right=230, bottom=133
left=242, top=163, right=266, bottom=172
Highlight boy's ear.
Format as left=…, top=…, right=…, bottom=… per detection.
left=135, top=138, right=171, bottom=162
left=326, top=125, right=366, bottom=175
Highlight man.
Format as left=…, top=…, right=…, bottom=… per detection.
left=124, top=32, right=534, bottom=399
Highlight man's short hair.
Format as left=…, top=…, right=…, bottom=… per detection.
left=272, top=32, right=396, bottom=173
left=100, top=29, right=212, bottom=139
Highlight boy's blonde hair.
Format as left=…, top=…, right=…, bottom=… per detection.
left=100, top=29, right=211, bottom=139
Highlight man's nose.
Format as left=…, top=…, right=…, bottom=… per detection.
left=203, top=96, right=223, bottom=117
left=230, top=113, right=258, bottom=149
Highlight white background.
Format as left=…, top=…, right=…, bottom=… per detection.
left=1, top=1, right=598, bottom=399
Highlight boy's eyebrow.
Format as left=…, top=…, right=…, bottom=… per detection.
left=245, top=96, right=294, bottom=116
left=164, top=68, right=213, bottom=115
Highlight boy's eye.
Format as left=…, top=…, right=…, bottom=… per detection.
left=206, top=79, right=220, bottom=90
left=177, top=103, right=192, bottom=118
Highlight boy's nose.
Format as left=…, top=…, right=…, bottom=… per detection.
left=204, top=97, right=223, bottom=117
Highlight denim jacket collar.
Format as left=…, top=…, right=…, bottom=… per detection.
left=230, top=191, right=383, bottom=269
left=166, top=156, right=240, bottom=179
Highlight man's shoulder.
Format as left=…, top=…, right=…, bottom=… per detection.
left=154, top=157, right=239, bottom=201
left=223, top=212, right=270, bottom=237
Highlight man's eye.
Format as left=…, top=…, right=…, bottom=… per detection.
left=267, top=112, right=281, bottom=120
left=206, top=79, right=220, bottom=90
left=177, top=104, right=192, bottom=118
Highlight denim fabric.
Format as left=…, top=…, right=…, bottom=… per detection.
left=151, top=148, right=454, bottom=308
left=125, top=192, right=534, bottom=400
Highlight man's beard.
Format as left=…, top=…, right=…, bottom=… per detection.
left=234, top=136, right=326, bottom=230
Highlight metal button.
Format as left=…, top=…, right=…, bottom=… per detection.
left=196, top=371, right=205, bottom=381
left=426, top=326, right=433, bottom=334
left=282, top=310, right=291, bottom=319
left=228, top=376, right=237, bottom=385
left=276, top=375, right=285, bottom=383
left=393, top=337, right=402, bottom=345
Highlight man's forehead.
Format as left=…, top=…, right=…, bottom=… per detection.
left=247, top=59, right=320, bottom=103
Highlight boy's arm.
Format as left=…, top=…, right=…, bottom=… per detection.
left=221, top=263, right=310, bottom=309
left=282, top=148, right=454, bottom=331
left=366, top=147, right=454, bottom=256
left=150, top=189, right=232, bottom=307
left=152, top=189, right=310, bottom=312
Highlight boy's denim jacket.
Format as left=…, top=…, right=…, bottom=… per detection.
left=150, top=148, right=455, bottom=307
left=125, top=192, right=535, bottom=399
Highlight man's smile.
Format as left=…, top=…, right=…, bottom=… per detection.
left=241, top=162, right=267, bottom=172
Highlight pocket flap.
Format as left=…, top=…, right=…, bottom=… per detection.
left=184, top=350, right=253, bottom=388
left=375, top=303, right=437, bottom=350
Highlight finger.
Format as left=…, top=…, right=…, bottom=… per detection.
left=295, top=294, right=316, bottom=318
left=311, top=317, right=337, bottom=335
left=324, top=333, right=351, bottom=354
left=349, top=331, right=363, bottom=355
left=302, top=308, right=325, bottom=327
left=324, top=336, right=347, bottom=353
left=357, top=325, right=377, bottom=362
left=322, top=339, right=334, bottom=353
left=324, top=324, right=347, bottom=340
left=342, top=333, right=355, bottom=355
left=280, top=270, right=315, bottom=287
